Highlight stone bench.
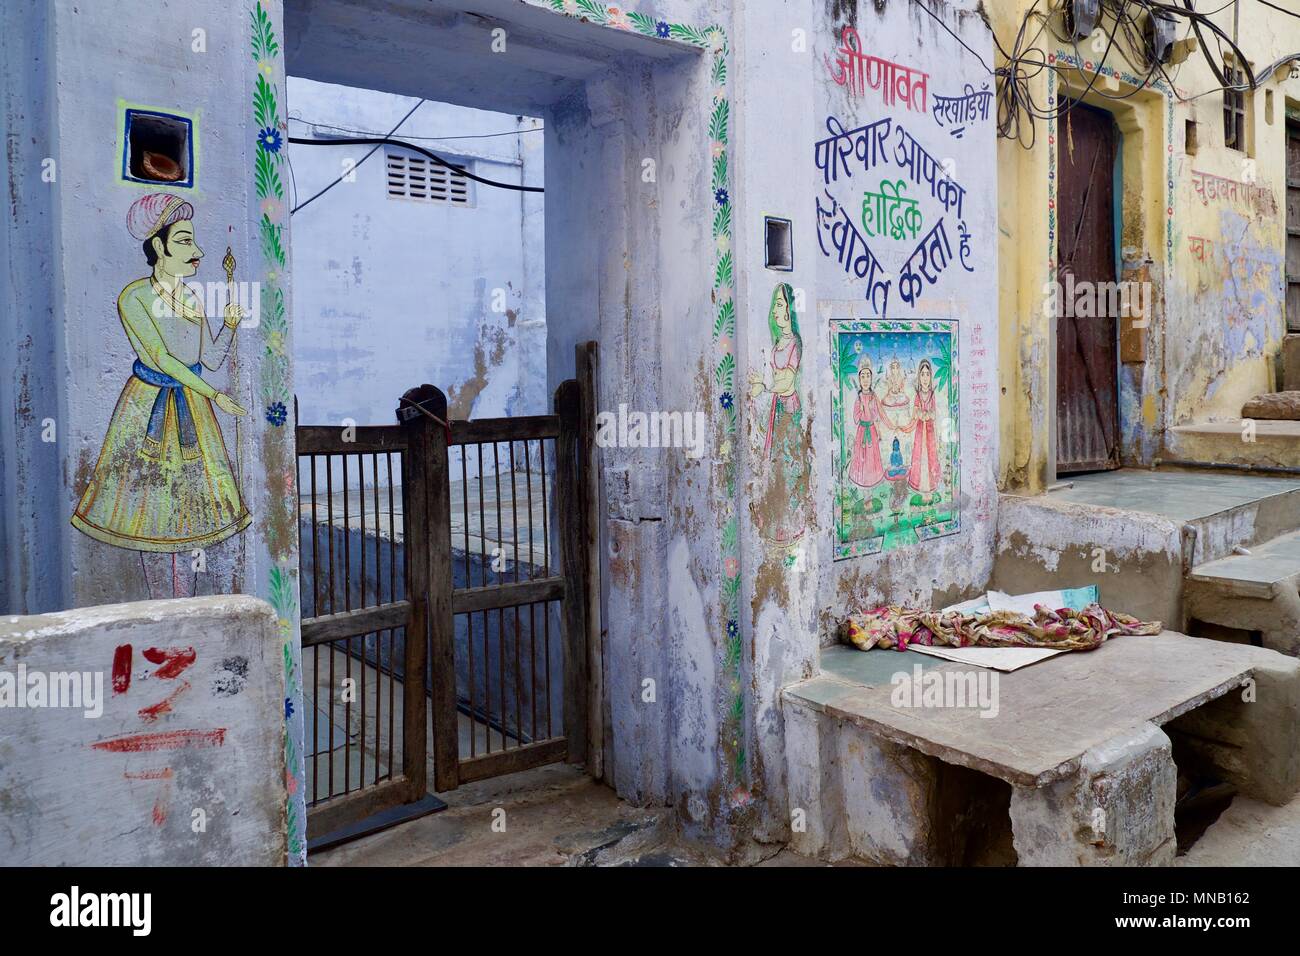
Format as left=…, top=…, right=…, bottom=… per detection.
left=782, top=634, right=1300, bottom=866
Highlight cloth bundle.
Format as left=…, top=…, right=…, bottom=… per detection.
left=840, top=603, right=1162, bottom=653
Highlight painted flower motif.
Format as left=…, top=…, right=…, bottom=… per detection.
left=726, top=619, right=739, bottom=639
left=267, top=329, right=285, bottom=353
left=266, top=401, right=288, bottom=427
left=719, top=438, right=732, bottom=460
left=719, top=390, right=734, bottom=410
left=707, top=29, right=725, bottom=53
left=258, top=126, right=283, bottom=153
left=719, top=336, right=732, bottom=352
left=715, top=233, right=731, bottom=255
left=656, top=20, right=671, bottom=38
left=260, top=197, right=284, bottom=222
left=714, top=188, right=729, bottom=206
left=563, top=0, right=578, bottom=13
left=724, top=557, right=739, bottom=577
left=608, top=7, right=629, bottom=29
left=258, top=59, right=275, bottom=78
left=285, top=697, right=294, bottom=719
left=711, top=141, right=725, bottom=159
left=285, top=768, right=298, bottom=795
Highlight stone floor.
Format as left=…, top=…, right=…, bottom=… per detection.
left=1177, top=793, right=1300, bottom=866
left=310, top=763, right=851, bottom=867
left=1047, top=468, right=1300, bottom=523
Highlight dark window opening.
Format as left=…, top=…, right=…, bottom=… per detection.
left=764, top=216, right=793, bottom=271
left=1224, top=63, right=1247, bottom=153
left=124, top=109, right=194, bottom=187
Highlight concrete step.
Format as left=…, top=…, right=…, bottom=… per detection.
left=1168, top=419, right=1300, bottom=470
left=993, top=469, right=1300, bottom=626
left=1185, top=529, right=1300, bottom=656
left=1189, top=529, right=1300, bottom=600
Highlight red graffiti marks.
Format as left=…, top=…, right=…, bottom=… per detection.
left=141, top=646, right=196, bottom=679
left=92, top=728, right=227, bottom=753
left=137, top=646, right=196, bottom=722
left=138, top=681, right=191, bottom=722
left=111, top=644, right=132, bottom=694
left=125, top=768, right=175, bottom=827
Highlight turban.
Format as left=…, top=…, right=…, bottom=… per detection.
left=126, top=193, right=194, bottom=242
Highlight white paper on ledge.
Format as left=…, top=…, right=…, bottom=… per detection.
left=909, top=644, right=1065, bottom=673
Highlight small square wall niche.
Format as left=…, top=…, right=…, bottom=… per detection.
left=765, top=216, right=794, bottom=271
left=123, top=109, right=194, bottom=188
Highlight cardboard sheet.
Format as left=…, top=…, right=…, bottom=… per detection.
left=909, top=644, right=1065, bottom=672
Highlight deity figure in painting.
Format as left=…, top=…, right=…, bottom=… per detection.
left=847, top=364, right=886, bottom=489
left=747, top=283, right=807, bottom=544
left=71, top=193, right=250, bottom=597
left=904, top=358, right=942, bottom=504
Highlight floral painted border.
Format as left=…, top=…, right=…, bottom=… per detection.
left=249, top=1, right=305, bottom=863
left=525, top=2, right=746, bottom=799
left=1045, top=52, right=1176, bottom=281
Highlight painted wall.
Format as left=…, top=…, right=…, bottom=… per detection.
left=1, top=0, right=306, bottom=860
left=287, top=80, right=546, bottom=431
left=0, top=596, right=287, bottom=866
left=734, top=0, right=1000, bottom=845
left=991, top=1, right=1300, bottom=490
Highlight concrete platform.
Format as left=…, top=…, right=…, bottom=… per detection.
left=993, top=468, right=1300, bottom=626
left=783, top=636, right=1300, bottom=866
left=787, top=637, right=1273, bottom=788
left=1184, top=529, right=1300, bottom=656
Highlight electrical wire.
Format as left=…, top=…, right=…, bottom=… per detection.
left=288, top=135, right=544, bottom=195
left=289, top=97, right=425, bottom=215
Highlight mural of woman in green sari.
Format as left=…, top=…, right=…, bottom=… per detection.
left=71, top=193, right=250, bottom=597
left=747, top=283, right=808, bottom=545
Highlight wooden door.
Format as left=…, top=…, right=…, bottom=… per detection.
left=1286, top=119, right=1300, bottom=331
left=1056, top=103, right=1120, bottom=474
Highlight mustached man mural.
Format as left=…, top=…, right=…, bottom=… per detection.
left=71, top=193, right=251, bottom=596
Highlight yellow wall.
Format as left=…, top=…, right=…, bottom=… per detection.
left=993, top=1, right=1300, bottom=491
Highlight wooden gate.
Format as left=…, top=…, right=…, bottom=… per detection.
left=1056, top=102, right=1120, bottom=474
left=295, top=409, right=430, bottom=842
left=295, top=347, right=596, bottom=839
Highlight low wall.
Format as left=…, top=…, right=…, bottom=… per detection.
left=0, top=596, right=287, bottom=865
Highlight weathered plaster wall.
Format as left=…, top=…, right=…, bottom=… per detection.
left=992, top=1, right=1300, bottom=489
left=287, top=81, right=546, bottom=430
left=1, top=0, right=307, bottom=860
left=0, top=596, right=287, bottom=866
left=735, top=0, right=999, bottom=846
left=1, top=0, right=66, bottom=616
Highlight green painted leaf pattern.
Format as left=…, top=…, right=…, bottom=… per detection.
left=709, top=100, right=729, bottom=144
left=714, top=250, right=732, bottom=291
left=253, top=75, right=278, bottom=132
left=255, top=148, right=283, bottom=200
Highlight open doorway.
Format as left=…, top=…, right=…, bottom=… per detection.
left=280, top=0, right=716, bottom=847
left=1055, top=101, right=1121, bottom=475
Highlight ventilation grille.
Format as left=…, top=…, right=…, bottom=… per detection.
left=385, top=149, right=472, bottom=205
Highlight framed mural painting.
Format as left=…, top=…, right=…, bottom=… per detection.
left=830, top=318, right=959, bottom=559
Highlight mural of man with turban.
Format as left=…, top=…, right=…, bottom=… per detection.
left=71, top=193, right=250, bottom=596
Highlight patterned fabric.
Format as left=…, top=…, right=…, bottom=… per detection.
left=841, top=603, right=1162, bottom=653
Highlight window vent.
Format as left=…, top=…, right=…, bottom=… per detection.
left=385, top=149, right=472, bottom=205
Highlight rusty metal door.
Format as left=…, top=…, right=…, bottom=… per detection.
left=1056, top=103, right=1120, bottom=474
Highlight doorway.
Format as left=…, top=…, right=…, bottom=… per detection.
left=1055, top=102, right=1120, bottom=474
